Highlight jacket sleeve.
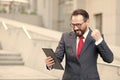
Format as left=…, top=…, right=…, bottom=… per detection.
left=55, top=33, right=65, bottom=63
left=97, top=40, right=114, bottom=63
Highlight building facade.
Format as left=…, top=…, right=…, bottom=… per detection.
left=35, top=0, right=120, bottom=46
left=0, top=0, right=120, bottom=46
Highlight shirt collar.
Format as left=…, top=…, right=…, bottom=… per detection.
left=83, top=27, right=89, bottom=39
left=76, top=27, right=89, bottom=39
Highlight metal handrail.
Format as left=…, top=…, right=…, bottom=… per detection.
left=2, top=21, right=8, bottom=30
left=22, top=26, right=32, bottom=39
left=1, top=21, right=32, bottom=39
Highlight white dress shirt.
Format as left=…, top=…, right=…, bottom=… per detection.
left=76, top=28, right=103, bottom=51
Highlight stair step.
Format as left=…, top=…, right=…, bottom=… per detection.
left=0, top=61, right=24, bottom=65
left=0, top=63, right=24, bottom=65
left=0, top=60, right=24, bottom=63
left=0, top=57, right=22, bottom=60
left=0, top=58, right=22, bottom=61
left=0, top=54, right=21, bottom=56
left=0, top=50, right=24, bottom=66
left=0, top=55, right=22, bottom=58
left=0, top=50, right=19, bottom=54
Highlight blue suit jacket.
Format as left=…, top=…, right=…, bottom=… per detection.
left=55, top=29, right=113, bottom=80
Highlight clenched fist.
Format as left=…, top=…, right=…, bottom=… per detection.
left=91, top=29, right=102, bottom=41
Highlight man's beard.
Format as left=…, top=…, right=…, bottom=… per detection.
left=74, top=29, right=86, bottom=37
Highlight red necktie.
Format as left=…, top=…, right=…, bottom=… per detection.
left=76, top=36, right=84, bottom=58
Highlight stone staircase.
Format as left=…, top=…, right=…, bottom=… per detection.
left=0, top=50, right=24, bottom=66
left=0, top=50, right=59, bottom=80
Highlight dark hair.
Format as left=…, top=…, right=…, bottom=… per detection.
left=71, top=9, right=89, bottom=21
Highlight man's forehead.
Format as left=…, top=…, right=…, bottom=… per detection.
left=72, top=15, right=84, bottom=20
left=71, top=15, right=84, bottom=23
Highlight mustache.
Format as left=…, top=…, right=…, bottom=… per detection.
left=74, top=29, right=85, bottom=35
left=74, top=29, right=82, bottom=32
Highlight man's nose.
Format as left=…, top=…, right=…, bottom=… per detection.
left=74, top=26, right=79, bottom=30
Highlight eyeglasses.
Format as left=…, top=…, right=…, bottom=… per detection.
left=70, top=22, right=85, bottom=28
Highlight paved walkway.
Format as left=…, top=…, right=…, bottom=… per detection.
left=0, top=66, right=58, bottom=80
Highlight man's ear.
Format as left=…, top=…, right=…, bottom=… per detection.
left=86, top=19, right=90, bottom=25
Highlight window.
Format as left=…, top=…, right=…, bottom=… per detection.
left=95, top=13, right=102, bottom=33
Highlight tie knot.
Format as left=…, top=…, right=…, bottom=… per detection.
left=80, top=36, right=84, bottom=39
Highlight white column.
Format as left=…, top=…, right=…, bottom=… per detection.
left=44, top=0, right=59, bottom=29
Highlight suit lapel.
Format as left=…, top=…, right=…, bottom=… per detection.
left=79, top=29, right=94, bottom=59
left=68, top=29, right=94, bottom=60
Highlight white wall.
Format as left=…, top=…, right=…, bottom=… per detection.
left=86, top=0, right=117, bottom=45
left=116, top=0, right=120, bottom=46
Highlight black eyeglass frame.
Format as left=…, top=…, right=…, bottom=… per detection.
left=70, top=22, right=85, bottom=28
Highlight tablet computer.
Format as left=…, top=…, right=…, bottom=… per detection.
left=42, top=48, right=64, bottom=70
